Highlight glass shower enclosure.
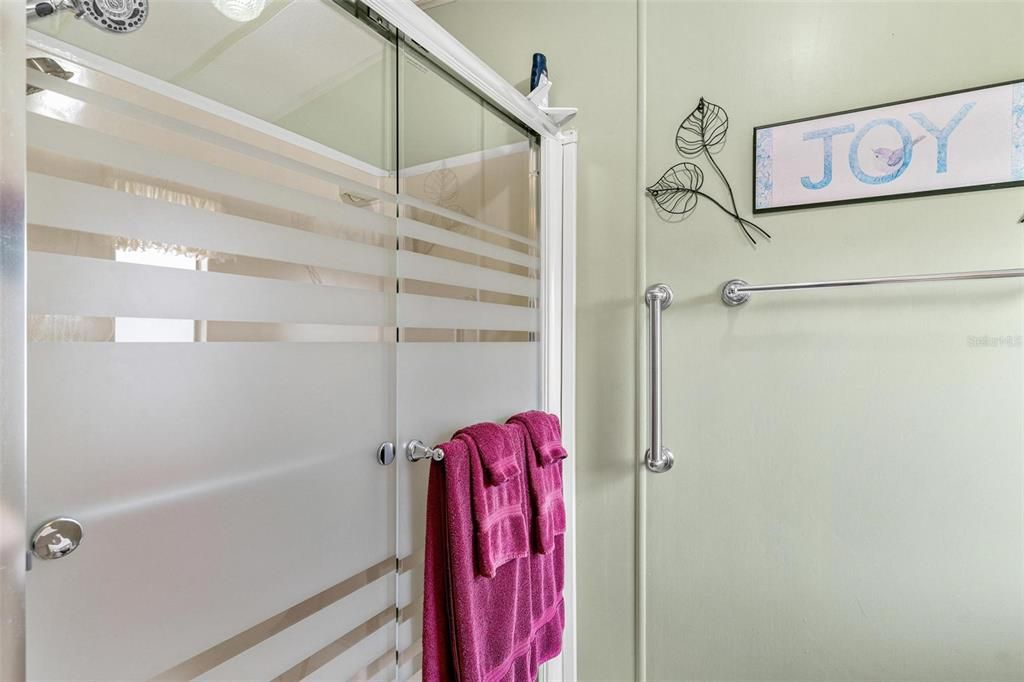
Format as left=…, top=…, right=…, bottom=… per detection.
left=0, top=1, right=565, bottom=679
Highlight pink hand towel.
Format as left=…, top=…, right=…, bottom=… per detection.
left=507, top=412, right=568, bottom=554
left=456, top=421, right=522, bottom=485
left=460, top=431, right=530, bottom=577
left=507, top=411, right=567, bottom=466
left=424, top=438, right=564, bottom=682
left=456, top=422, right=531, bottom=577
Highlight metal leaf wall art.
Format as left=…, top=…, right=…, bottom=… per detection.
left=647, top=97, right=771, bottom=246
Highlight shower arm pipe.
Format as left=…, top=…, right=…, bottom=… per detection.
left=26, top=2, right=58, bottom=19
left=721, top=267, right=1024, bottom=306
left=26, top=0, right=74, bottom=19
left=644, top=284, right=674, bottom=474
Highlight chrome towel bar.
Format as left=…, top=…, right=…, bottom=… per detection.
left=644, top=284, right=674, bottom=473
left=721, top=267, right=1024, bottom=306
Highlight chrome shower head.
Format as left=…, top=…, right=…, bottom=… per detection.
left=27, top=0, right=148, bottom=34
left=78, top=0, right=148, bottom=33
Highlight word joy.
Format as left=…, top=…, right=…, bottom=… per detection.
left=800, top=102, right=975, bottom=189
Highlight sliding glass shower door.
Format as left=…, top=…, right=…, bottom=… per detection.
left=394, top=43, right=541, bottom=680
left=26, top=3, right=401, bottom=678
left=641, top=3, right=1024, bottom=680
left=21, top=2, right=549, bottom=680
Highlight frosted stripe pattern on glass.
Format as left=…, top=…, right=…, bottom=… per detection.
left=398, top=294, right=536, bottom=332
left=400, top=192, right=536, bottom=247
left=29, top=174, right=395, bottom=278
left=28, top=114, right=396, bottom=237
left=399, top=217, right=537, bottom=268
left=29, top=253, right=392, bottom=326
left=168, top=561, right=393, bottom=680
left=26, top=68, right=395, bottom=204
left=398, top=251, right=537, bottom=298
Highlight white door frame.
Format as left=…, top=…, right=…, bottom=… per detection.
left=0, top=1, right=28, bottom=680
left=539, top=131, right=579, bottom=682
left=0, top=1, right=577, bottom=680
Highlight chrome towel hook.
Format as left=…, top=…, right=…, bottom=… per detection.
left=406, top=440, right=445, bottom=462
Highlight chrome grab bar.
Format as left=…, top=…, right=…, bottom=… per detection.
left=644, top=284, right=674, bottom=473
left=721, top=267, right=1024, bottom=306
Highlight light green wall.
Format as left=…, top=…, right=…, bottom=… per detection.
left=428, top=3, right=641, bottom=680
left=643, top=2, right=1024, bottom=680
left=433, top=1, right=1024, bottom=680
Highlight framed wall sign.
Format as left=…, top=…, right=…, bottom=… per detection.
left=753, top=79, right=1024, bottom=213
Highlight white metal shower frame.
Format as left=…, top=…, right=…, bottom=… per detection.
left=0, top=0, right=579, bottom=679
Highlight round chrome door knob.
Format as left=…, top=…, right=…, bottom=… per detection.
left=376, top=441, right=396, bottom=465
left=31, top=517, right=83, bottom=560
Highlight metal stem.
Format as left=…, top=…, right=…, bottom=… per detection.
left=26, top=2, right=51, bottom=19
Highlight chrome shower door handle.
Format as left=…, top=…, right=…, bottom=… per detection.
left=645, top=284, right=674, bottom=473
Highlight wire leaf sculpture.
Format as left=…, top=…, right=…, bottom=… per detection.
left=648, top=162, right=765, bottom=237
left=647, top=163, right=704, bottom=219
left=648, top=97, right=771, bottom=246
left=676, top=98, right=728, bottom=155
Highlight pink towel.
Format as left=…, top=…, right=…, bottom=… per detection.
left=507, top=411, right=567, bottom=466
left=461, top=431, right=530, bottom=577
left=507, top=413, right=568, bottom=554
left=424, top=437, right=564, bottom=682
left=456, top=423, right=531, bottom=577
left=456, top=421, right=521, bottom=485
